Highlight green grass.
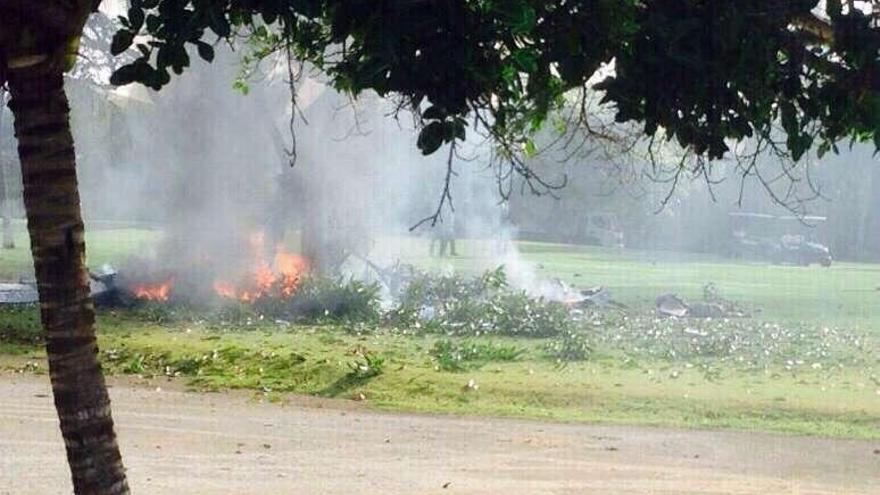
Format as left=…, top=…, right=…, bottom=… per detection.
left=2, top=310, right=877, bottom=439
left=516, top=242, right=880, bottom=325
left=0, top=222, right=160, bottom=279
left=380, top=237, right=880, bottom=326
left=1, top=229, right=878, bottom=439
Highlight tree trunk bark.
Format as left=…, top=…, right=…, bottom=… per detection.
left=6, top=60, right=129, bottom=494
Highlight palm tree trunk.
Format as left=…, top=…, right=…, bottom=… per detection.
left=6, top=60, right=130, bottom=494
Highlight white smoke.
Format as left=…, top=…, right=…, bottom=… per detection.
left=70, top=47, right=532, bottom=299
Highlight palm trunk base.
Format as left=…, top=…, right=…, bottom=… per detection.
left=6, top=59, right=130, bottom=495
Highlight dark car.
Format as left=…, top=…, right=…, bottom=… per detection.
left=772, top=235, right=833, bottom=267
left=731, top=232, right=832, bottom=267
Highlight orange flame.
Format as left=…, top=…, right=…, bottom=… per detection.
left=275, top=249, right=309, bottom=297
left=133, top=279, right=173, bottom=301
left=213, top=230, right=310, bottom=302
left=212, top=280, right=237, bottom=300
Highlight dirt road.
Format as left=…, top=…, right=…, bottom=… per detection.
left=1, top=373, right=877, bottom=495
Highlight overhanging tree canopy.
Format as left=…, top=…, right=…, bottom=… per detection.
left=109, top=0, right=880, bottom=163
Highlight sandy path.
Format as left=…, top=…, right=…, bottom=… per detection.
left=1, top=373, right=877, bottom=495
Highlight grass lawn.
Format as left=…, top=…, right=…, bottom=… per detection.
left=2, top=313, right=877, bottom=439
left=518, top=242, right=880, bottom=326
left=0, top=228, right=878, bottom=439
left=387, top=237, right=880, bottom=326
left=0, top=221, right=160, bottom=280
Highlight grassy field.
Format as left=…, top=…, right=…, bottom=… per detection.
left=0, top=221, right=160, bottom=280
left=518, top=242, right=880, bottom=325
left=0, top=228, right=878, bottom=439
left=388, top=237, right=880, bottom=326
left=3, top=225, right=874, bottom=325
left=2, top=313, right=877, bottom=439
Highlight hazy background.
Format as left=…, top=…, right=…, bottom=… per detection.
left=1, top=15, right=879, bottom=292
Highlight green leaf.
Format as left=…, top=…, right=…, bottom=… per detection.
left=110, top=61, right=151, bottom=86
left=417, top=122, right=446, bottom=155
left=128, top=7, right=145, bottom=31
left=145, top=14, right=161, bottom=33
left=208, top=11, right=231, bottom=38
left=196, top=41, right=215, bottom=62
left=110, top=65, right=137, bottom=86
left=423, top=106, right=445, bottom=121
left=110, top=30, right=135, bottom=56
left=233, top=80, right=251, bottom=95
left=495, top=1, right=537, bottom=34
left=511, top=49, right=538, bottom=73
left=453, top=120, right=466, bottom=141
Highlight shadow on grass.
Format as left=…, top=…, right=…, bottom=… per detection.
left=318, top=372, right=379, bottom=397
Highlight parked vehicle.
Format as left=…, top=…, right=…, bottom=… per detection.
left=728, top=213, right=832, bottom=267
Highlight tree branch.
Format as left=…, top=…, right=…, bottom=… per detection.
left=792, top=13, right=835, bottom=44
left=409, top=141, right=458, bottom=231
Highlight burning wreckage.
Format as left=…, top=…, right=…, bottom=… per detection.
left=0, top=231, right=749, bottom=329
left=119, top=232, right=310, bottom=306
left=0, top=231, right=310, bottom=308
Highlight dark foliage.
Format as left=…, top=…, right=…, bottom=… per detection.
left=0, top=305, right=42, bottom=346
left=111, top=1, right=880, bottom=164
left=256, top=276, right=382, bottom=324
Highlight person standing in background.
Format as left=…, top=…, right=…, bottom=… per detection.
left=492, top=202, right=512, bottom=256
left=430, top=210, right=458, bottom=257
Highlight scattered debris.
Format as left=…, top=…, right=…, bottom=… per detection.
left=90, top=264, right=124, bottom=306
left=687, top=301, right=727, bottom=318
left=551, top=278, right=626, bottom=311
left=350, top=255, right=416, bottom=300
left=655, top=294, right=690, bottom=318
left=0, top=264, right=124, bottom=306
left=0, top=283, right=38, bottom=304
left=576, top=286, right=626, bottom=309
left=702, top=283, right=750, bottom=317
left=656, top=284, right=751, bottom=319
left=463, top=378, right=479, bottom=392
